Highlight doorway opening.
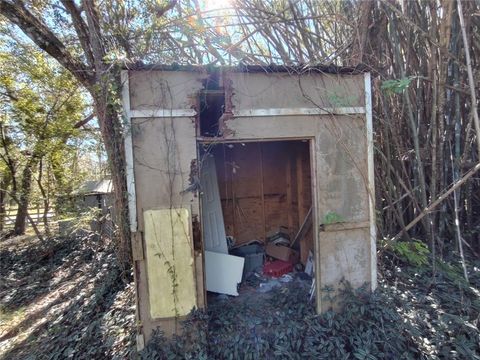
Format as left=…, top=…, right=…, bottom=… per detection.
left=198, top=139, right=315, bottom=305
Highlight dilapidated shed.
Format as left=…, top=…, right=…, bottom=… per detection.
left=73, top=179, right=113, bottom=215
left=121, top=64, right=376, bottom=348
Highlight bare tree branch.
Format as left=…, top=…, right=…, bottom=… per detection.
left=73, top=113, right=95, bottom=128
left=60, top=0, right=95, bottom=67
left=0, top=0, right=94, bottom=87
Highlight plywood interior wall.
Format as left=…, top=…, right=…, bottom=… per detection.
left=208, top=140, right=312, bottom=259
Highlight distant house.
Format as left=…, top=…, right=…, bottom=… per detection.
left=73, top=179, right=114, bottom=217
left=58, top=179, right=115, bottom=237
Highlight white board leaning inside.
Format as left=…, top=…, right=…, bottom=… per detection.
left=121, top=63, right=376, bottom=348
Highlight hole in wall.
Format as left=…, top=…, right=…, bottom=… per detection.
left=199, top=72, right=225, bottom=137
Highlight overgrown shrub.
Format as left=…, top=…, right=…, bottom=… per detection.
left=388, top=239, right=430, bottom=267
left=142, top=259, right=480, bottom=359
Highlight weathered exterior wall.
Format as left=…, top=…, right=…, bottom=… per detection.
left=319, top=224, right=371, bottom=309
left=129, top=70, right=204, bottom=111
left=123, top=68, right=376, bottom=346
left=132, top=117, right=198, bottom=230
left=131, top=116, right=202, bottom=339
left=227, top=71, right=373, bottom=310
left=124, top=70, right=207, bottom=346
left=230, top=72, right=365, bottom=110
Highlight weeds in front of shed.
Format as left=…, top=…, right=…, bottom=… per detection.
left=142, top=257, right=480, bottom=359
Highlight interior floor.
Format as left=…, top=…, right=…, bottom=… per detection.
left=207, top=270, right=313, bottom=304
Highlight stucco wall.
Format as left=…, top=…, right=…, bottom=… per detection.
left=132, top=116, right=199, bottom=230
left=230, top=72, right=365, bottom=110
left=129, top=70, right=205, bottom=110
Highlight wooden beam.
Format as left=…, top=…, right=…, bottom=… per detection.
left=130, top=109, right=196, bottom=118
left=296, top=146, right=305, bottom=228
left=131, top=231, right=144, bottom=261
left=195, top=251, right=206, bottom=309
left=259, top=143, right=266, bottom=242
left=224, top=145, right=235, bottom=239
left=291, top=207, right=312, bottom=248
left=364, top=72, right=377, bottom=290
left=122, top=102, right=367, bottom=121
left=320, top=220, right=370, bottom=232
left=286, top=152, right=293, bottom=236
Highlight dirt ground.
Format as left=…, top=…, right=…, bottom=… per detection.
left=1, top=233, right=479, bottom=359
left=0, top=233, right=136, bottom=359
left=0, top=232, right=315, bottom=360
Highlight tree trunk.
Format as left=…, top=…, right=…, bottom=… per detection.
left=37, top=159, right=51, bottom=236
left=90, top=83, right=131, bottom=267
left=13, top=157, right=38, bottom=235
left=0, top=174, right=10, bottom=233
left=82, top=0, right=131, bottom=267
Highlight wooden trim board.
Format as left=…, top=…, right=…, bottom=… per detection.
left=121, top=70, right=137, bottom=233
left=234, top=107, right=365, bottom=117
left=364, top=72, right=377, bottom=290
left=130, top=109, right=196, bottom=118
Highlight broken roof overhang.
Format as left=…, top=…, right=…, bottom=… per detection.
left=123, top=63, right=368, bottom=75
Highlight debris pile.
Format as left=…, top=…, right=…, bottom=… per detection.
left=223, top=226, right=313, bottom=299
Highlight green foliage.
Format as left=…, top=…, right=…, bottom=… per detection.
left=390, top=240, right=430, bottom=267
left=323, top=211, right=344, bottom=224
left=381, top=77, right=413, bottom=95
left=0, top=42, right=100, bottom=219
left=142, top=257, right=480, bottom=359
left=3, top=233, right=479, bottom=359
left=141, top=282, right=420, bottom=359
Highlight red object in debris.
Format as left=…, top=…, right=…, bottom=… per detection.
left=263, top=260, right=293, bottom=278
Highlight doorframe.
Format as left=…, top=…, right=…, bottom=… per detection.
left=196, top=137, right=319, bottom=311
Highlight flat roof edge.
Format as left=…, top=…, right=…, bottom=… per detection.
left=123, top=63, right=369, bottom=75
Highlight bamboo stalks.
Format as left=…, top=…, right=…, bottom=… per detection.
left=457, top=0, right=480, bottom=159
left=206, top=0, right=480, bottom=256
